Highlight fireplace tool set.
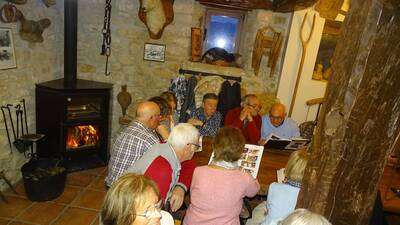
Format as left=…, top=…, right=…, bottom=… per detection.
left=1, top=99, right=44, bottom=158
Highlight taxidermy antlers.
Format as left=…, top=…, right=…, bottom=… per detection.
left=138, top=0, right=174, bottom=39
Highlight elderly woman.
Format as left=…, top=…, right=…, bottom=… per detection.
left=246, top=148, right=309, bottom=225
left=160, top=91, right=179, bottom=125
left=279, top=208, right=331, bottom=225
left=101, top=173, right=174, bottom=225
left=183, top=127, right=260, bottom=225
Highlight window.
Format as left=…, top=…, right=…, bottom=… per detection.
left=203, top=9, right=245, bottom=54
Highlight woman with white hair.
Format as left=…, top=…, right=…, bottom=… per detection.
left=279, top=209, right=331, bottom=225
left=126, top=123, right=200, bottom=213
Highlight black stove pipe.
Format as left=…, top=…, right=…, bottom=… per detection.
left=64, top=0, right=77, bottom=87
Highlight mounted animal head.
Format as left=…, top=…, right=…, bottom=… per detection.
left=138, top=0, right=174, bottom=39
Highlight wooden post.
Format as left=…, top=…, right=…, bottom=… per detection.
left=297, top=1, right=400, bottom=225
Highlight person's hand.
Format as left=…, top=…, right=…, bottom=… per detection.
left=258, top=139, right=266, bottom=145
left=188, top=118, right=203, bottom=126
left=240, top=107, right=249, bottom=121
left=246, top=111, right=253, bottom=122
left=169, top=186, right=185, bottom=212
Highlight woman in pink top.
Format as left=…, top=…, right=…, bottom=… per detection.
left=184, top=127, right=260, bottom=225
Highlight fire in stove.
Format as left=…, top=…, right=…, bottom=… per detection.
left=66, top=125, right=100, bottom=150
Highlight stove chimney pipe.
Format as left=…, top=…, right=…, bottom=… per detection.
left=64, top=0, right=77, bottom=87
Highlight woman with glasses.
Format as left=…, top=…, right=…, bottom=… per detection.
left=183, top=127, right=260, bottom=225
left=101, top=173, right=174, bottom=225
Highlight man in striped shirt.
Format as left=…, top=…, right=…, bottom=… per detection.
left=105, top=101, right=161, bottom=188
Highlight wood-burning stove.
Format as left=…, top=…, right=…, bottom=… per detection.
left=35, top=0, right=113, bottom=172
left=36, top=79, right=112, bottom=171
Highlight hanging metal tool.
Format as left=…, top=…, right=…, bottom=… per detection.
left=21, top=99, right=28, bottom=134
left=100, top=0, right=112, bottom=76
left=0, top=106, right=12, bottom=151
left=5, top=104, right=16, bottom=141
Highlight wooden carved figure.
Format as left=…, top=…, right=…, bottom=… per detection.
left=138, top=0, right=174, bottom=39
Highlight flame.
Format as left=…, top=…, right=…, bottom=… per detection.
left=66, top=125, right=99, bottom=149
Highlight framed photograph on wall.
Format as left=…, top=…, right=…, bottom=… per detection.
left=143, top=43, right=165, bottom=62
left=312, top=20, right=342, bottom=82
left=0, top=28, right=16, bottom=70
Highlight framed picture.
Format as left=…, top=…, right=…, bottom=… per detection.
left=0, top=28, right=16, bottom=70
left=312, top=20, right=342, bottom=82
left=143, top=43, right=165, bottom=62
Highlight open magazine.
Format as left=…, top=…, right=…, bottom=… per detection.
left=264, top=133, right=309, bottom=150
left=209, top=144, right=264, bottom=179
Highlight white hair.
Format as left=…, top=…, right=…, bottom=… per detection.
left=279, top=209, right=331, bottom=225
left=168, top=123, right=199, bottom=150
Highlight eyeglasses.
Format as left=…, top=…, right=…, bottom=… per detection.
left=269, top=115, right=284, bottom=120
left=247, top=103, right=261, bottom=111
left=189, top=143, right=201, bottom=152
left=135, top=199, right=162, bottom=219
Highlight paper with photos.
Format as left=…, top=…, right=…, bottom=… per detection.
left=209, top=144, right=264, bottom=179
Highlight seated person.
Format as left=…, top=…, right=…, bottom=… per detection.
left=246, top=148, right=309, bottom=225
left=101, top=173, right=174, bottom=225
left=160, top=91, right=179, bottom=126
left=188, top=93, right=222, bottom=137
left=261, top=103, right=300, bottom=141
left=279, top=208, right=331, bottom=225
left=184, top=127, right=260, bottom=225
left=126, top=123, right=199, bottom=212
left=105, top=101, right=160, bottom=188
left=225, top=94, right=262, bottom=144
left=149, top=96, right=172, bottom=141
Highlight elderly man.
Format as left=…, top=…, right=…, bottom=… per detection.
left=224, top=94, right=262, bottom=144
left=261, top=103, right=300, bottom=140
left=188, top=93, right=222, bottom=137
left=105, top=101, right=161, bottom=188
left=126, top=123, right=199, bottom=212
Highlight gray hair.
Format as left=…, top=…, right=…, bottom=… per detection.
left=279, top=209, right=331, bottom=225
left=168, top=123, right=199, bottom=150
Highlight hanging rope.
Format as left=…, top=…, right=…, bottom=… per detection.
left=101, top=0, right=112, bottom=76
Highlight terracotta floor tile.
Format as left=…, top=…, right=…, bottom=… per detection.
left=16, top=201, right=65, bottom=225
left=88, top=175, right=106, bottom=192
left=4, top=182, right=26, bottom=198
left=8, top=222, right=34, bottom=225
left=52, top=207, right=97, bottom=225
left=0, top=196, right=33, bottom=219
left=53, top=186, right=82, bottom=205
left=82, top=167, right=106, bottom=176
left=71, top=189, right=105, bottom=210
left=91, top=215, right=99, bottom=225
left=66, top=172, right=96, bottom=187
left=0, top=217, right=10, bottom=225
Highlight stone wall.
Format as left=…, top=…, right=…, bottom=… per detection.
left=0, top=0, right=292, bottom=189
left=0, top=1, right=63, bottom=189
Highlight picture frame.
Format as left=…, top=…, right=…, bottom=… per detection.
left=0, top=27, right=16, bottom=70
left=312, top=20, right=342, bottom=82
left=143, top=43, right=166, bottom=62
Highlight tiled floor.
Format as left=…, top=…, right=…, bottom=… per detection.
left=0, top=166, right=106, bottom=225
left=1, top=163, right=400, bottom=225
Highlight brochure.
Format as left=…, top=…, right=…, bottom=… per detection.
left=209, top=144, right=264, bottom=179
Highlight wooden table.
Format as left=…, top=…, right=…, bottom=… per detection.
left=193, top=137, right=292, bottom=191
